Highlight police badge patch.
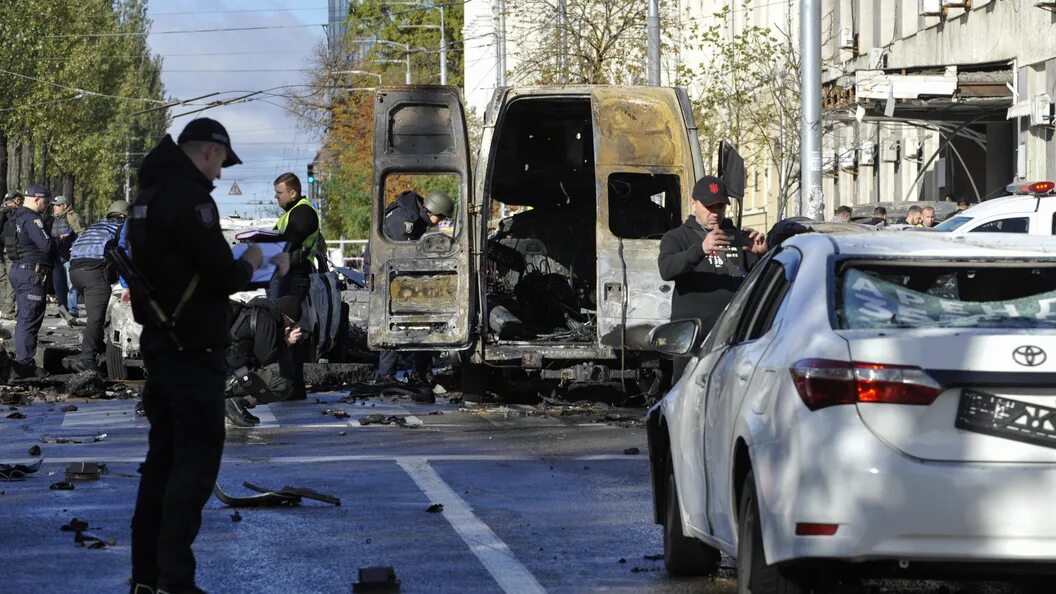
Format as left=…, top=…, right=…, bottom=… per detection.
left=195, top=203, right=217, bottom=227
left=404, top=221, right=414, bottom=235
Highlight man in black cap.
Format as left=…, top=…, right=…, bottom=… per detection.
left=224, top=295, right=304, bottom=427
left=658, top=175, right=767, bottom=379
left=127, top=118, right=287, bottom=594
left=0, top=191, right=24, bottom=323
left=5, top=184, right=56, bottom=379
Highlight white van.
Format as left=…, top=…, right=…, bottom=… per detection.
left=936, top=181, right=1056, bottom=235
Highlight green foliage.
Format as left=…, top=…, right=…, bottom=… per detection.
left=0, top=0, right=168, bottom=218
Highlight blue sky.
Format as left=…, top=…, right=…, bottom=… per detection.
left=146, top=0, right=329, bottom=218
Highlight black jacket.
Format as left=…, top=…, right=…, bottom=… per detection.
left=383, top=191, right=431, bottom=241
left=127, top=135, right=253, bottom=353
left=227, top=297, right=284, bottom=370
left=11, top=207, right=54, bottom=266
left=658, top=216, right=757, bottom=335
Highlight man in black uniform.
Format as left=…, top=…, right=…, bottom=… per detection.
left=374, top=189, right=453, bottom=383
left=127, top=118, right=278, bottom=594
left=658, top=176, right=767, bottom=379
left=6, top=184, right=56, bottom=379
left=0, top=191, right=23, bottom=323
left=269, top=172, right=320, bottom=401
left=224, top=295, right=304, bottom=427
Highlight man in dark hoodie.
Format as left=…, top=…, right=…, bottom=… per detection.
left=126, top=118, right=286, bottom=594
left=658, top=176, right=767, bottom=379
left=373, top=189, right=454, bottom=383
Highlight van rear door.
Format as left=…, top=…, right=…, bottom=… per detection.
left=367, top=87, right=473, bottom=350
left=591, top=87, right=702, bottom=348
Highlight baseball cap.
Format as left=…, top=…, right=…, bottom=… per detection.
left=691, top=176, right=729, bottom=206
left=177, top=118, right=242, bottom=167
left=274, top=296, right=302, bottom=324
left=25, top=184, right=50, bottom=198
left=51, top=195, right=69, bottom=205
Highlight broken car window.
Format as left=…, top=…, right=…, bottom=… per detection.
left=607, top=172, right=681, bottom=239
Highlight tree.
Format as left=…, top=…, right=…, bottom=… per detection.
left=505, top=0, right=676, bottom=85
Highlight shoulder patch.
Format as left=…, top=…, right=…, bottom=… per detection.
left=404, top=221, right=414, bottom=234
left=195, top=203, right=218, bottom=228
left=33, top=219, right=44, bottom=229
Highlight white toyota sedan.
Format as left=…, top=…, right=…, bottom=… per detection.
left=645, top=231, right=1056, bottom=592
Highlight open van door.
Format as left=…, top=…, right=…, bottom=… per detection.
left=367, top=87, right=473, bottom=350
left=717, top=140, right=746, bottom=229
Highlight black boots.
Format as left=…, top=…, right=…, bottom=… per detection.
left=224, top=397, right=260, bottom=427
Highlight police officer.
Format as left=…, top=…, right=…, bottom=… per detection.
left=658, top=176, right=767, bottom=379
left=224, top=295, right=303, bottom=427
left=374, top=189, right=454, bottom=383
left=269, top=172, right=321, bottom=401
left=127, top=118, right=285, bottom=594
left=5, top=184, right=55, bottom=379
left=66, top=200, right=129, bottom=373
left=0, top=192, right=23, bottom=323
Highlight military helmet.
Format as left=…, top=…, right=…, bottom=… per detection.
left=423, top=191, right=454, bottom=219
left=107, top=200, right=130, bottom=217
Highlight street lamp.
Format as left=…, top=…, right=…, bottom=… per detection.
left=383, top=1, right=447, bottom=85
left=344, top=38, right=425, bottom=85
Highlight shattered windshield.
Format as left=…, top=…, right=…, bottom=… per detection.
left=839, top=264, right=1056, bottom=330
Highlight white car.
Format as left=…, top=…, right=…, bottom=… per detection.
left=936, top=181, right=1056, bottom=235
left=646, top=231, right=1056, bottom=592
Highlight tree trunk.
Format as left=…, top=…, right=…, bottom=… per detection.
left=8, top=141, right=20, bottom=192
left=20, top=141, right=33, bottom=189
left=0, top=133, right=7, bottom=197
left=62, top=174, right=74, bottom=203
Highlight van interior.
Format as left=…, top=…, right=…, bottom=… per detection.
left=485, top=98, right=597, bottom=343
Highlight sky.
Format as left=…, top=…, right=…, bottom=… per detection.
left=145, top=0, right=330, bottom=218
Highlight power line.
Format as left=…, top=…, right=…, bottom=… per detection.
left=0, top=67, right=166, bottom=104
left=44, top=22, right=338, bottom=39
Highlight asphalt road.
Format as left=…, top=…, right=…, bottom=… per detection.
left=0, top=386, right=1037, bottom=593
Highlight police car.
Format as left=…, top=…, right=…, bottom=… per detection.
left=935, top=181, right=1056, bottom=235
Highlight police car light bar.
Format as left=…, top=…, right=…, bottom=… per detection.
left=1006, top=181, right=1056, bottom=195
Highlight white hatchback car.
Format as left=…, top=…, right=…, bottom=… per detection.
left=646, top=231, right=1056, bottom=592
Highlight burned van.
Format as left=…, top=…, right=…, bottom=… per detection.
left=368, top=85, right=715, bottom=398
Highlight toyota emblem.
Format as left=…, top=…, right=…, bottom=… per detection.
left=1012, top=345, right=1047, bottom=367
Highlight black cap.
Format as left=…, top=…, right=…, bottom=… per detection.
left=691, top=176, right=729, bottom=206
left=177, top=118, right=242, bottom=167
left=274, top=296, right=301, bottom=324
left=25, top=184, right=51, bottom=198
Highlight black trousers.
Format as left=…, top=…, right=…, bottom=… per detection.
left=70, top=265, right=111, bottom=360
left=376, top=350, right=433, bottom=380
left=131, top=349, right=226, bottom=591
left=268, top=271, right=310, bottom=400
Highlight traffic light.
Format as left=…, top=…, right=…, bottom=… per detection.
left=307, top=163, right=316, bottom=184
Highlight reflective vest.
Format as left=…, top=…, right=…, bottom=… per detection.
left=70, top=219, right=121, bottom=262
left=275, top=197, right=321, bottom=263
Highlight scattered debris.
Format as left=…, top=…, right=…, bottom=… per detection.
left=338, top=431, right=347, bottom=436
left=64, top=372, right=105, bottom=398
left=5, top=410, right=25, bottom=419
left=213, top=481, right=341, bottom=508
left=623, top=447, right=640, bottom=455
left=425, top=503, right=444, bottom=513
left=428, top=411, right=444, bottom=416
left=40, top=433, right=107, bottom=444
left=322, top=408, right=350, bottom=419
left=230, top=511, right=242, bottom=523
left=66, top=462, right=108, bottom=481
left=74, top=530, right=114, bottom=549
left=352, top=566, right=400, bottom=593
left=302, top=363, right=374, bottom=391
left=618, top=558, right=627, bottom=564
left=0, top=387, right=37, bottom=406
left=432, top=384, right=448, bottom=395
left=50, top=481, right=75, bottom=490
left=643, top=554, right=663, bottom=561
left=411, top=389, right=435, bottom=404
left=358, top=414, right=420, bottom=428
left=0, top=460, right=43, bottom=481
left=27, top=445, right=41, bottom=457
left=61, top=518, right=89, bottom=532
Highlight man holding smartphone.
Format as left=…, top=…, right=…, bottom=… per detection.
left=658, top=176, right=768, bottom=378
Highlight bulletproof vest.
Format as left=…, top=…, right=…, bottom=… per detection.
left=70, top=219, right=122, bottom=262
left=1, top=210, right=19, bottom=261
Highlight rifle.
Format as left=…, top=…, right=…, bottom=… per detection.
left=104, top=245, right=198, bottom=351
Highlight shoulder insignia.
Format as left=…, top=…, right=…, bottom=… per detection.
left=404, top=221, right=414, bottom=234
left=33, top=219, right=43, bottom=230
left=195, top=203, right=218, bottom=228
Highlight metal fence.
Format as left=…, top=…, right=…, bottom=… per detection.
left=327, top=239, right=368, bottom=269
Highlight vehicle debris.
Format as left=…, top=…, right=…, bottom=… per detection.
left=5, top=410, right=25, bottom=419
left=322, top=408, right=350, bottom=419
left=40, top=433, right=107, bottom=444
left=66, top=462, right=107, bottom=481
left=64, top=371, right=105, bottom=398
left=425, top=503, right=444, bottom=513
left=213, top=481, right=341, bottom=507
left=50, top=480, right=75, bottom=490
left=358, top=414, right=420, bottom=428
left=74, top=530, right=114, bottom=549
left=0, top=460, right=42, bottom=480
left=623, top=447, right=640, bottom=455
left=60, top=404, right=78, bottom=412
left=27, top=445, right=41, bottom=456
left=230, top=511, right=242, bottom=523
left=352, top=566, right=400, bottom=593
left=60, top=518, right=89, bottom=532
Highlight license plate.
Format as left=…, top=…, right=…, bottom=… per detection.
left=956, top=390, right=1056, bottom=449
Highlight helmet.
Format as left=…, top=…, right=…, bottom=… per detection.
left=422, top=191, right=454, bottom=219
left=107, top=200, right=130, bottom=217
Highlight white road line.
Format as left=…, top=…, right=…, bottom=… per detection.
left=397, top=457, right=547, bottom=594
left=16, top=454, right=648, bottom=464
left=250, top=405, right=278, bottom=428
left=61, top=403, right=139, bottom=429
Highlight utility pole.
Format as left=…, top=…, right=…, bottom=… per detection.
left=495, top=0, right=507, bottom=87
left=799, top=0, right=823, bottom=219
left=647, top=0, right=661, bottom=86
left=439, top=3, right=447, bottom=85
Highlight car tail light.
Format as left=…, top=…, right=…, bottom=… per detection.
left=795, top=523, right=839, bottom=536
left=790, top=359, right=943, bottom=411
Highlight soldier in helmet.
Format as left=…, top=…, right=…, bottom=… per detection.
left=374, top=189, right=454, bottom=385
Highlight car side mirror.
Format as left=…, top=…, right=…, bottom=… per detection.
left=648, top=319, right=701, bottom=356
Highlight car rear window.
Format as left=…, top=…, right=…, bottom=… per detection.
left=838, top=262, right=1056, bottom=329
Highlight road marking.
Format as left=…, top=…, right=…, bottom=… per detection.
left=61, top=402, right=141, bottom=429
left=16, top=454, right=648, bottom=464
left=251, top=405, right=278, bottom=428
left=397, top=457, right=547, bottom=594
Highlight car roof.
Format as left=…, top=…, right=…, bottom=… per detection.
left=785, top=229, right=1056, bottom=259
left=955, top=194, right=1046, bottom=219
